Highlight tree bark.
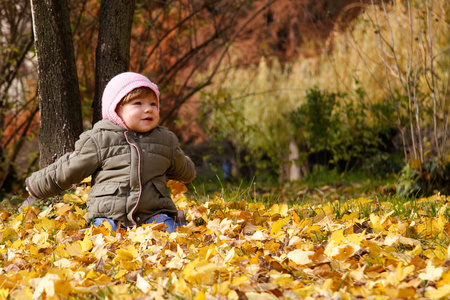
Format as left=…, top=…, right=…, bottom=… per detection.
left=30, top=0, right=83, bottom=168
left=92, top=0, right=136, bottom=124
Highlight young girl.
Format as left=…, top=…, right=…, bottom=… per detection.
left=26, top=72, right=196, bottom=233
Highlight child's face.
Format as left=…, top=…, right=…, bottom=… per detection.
left=116, top=92, right=160, bottom=132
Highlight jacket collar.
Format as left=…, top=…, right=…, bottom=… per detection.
left=93, top=119, right=160, bottom=134
left=93, top=119, right=127, bottom=131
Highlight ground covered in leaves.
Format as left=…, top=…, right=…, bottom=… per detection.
left=0, top=181, right=449, bottom=299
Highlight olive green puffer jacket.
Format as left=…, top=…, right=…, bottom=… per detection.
left=26, top=120, right=196, bottom=227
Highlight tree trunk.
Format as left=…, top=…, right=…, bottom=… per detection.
left=30, top=0, right=83, bottom=168
left=92, top=0, right=136, bottom=124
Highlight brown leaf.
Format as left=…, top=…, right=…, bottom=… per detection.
left=125, top=270, right=142, bottom=282
left=229, top=287, right=248, bottom=300
left=93, top=257, right=105, bottom=273
left=313, top=263, right=337, bottom=279
left=0, top=211, right=11, bottom=221
left=353, top=221, right=372, bottom=233
left=4, top=263, right=20, bottom=273
left=410, top=255, right=427, bottom=271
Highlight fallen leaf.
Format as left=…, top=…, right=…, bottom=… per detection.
left=287, top=249, right=314, bottom=265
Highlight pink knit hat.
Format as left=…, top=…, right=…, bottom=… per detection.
left=102, top=72, right=160, bottom=129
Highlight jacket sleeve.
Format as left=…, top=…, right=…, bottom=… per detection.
left=166, top=134, right=196, bottom=183
left=26, top=132, right=101, bottom=199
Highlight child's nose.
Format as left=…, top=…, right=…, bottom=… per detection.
left=144, top=104, right=154, bottom=112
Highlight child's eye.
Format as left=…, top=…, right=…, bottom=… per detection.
left=133, top=101, right=141, bottom=105
left=151, top=102, right=157, bottom=106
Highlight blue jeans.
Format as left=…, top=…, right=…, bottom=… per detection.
left=93, top=214, right=184, bottom=233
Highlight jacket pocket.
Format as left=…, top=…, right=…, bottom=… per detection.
left=89, top=183, right=120, bottom=196
left=88, top=182, right=120, bottom=213
left=153, top=180, right=170, bottom=197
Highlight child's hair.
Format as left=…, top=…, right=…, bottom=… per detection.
left=119, top=87, right=156, bottom=106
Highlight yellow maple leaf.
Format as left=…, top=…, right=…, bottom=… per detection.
left=324, top=229, right=346, bottom=256
left=193, top=291, right=207, bottom=300
left=248, top=202, right=265, bottom=212
left=86, top=269, right=99, bottom=279
left=66, top=242, right=82, bottom=257
left=174, top=277, right=192, bottom=298
left=270, top=218, right=289, bottom=236
left=174, top=194, right=189, bottom=208
left=328, top=243, right=360, bottom=261
left=224, top=247, right=239, bottom=263
left=385, top=286, right=416, bottom=299
left=11, top=239, right=24, bottom=250
left=369, top=214, right=384, bottom=234
left=407, top=244, right=423, bottom=256
left=329, top=229, right=346, bottom=244
left=53, top=258, right=73, bottom=269
left=265, top=240, right=280, bottom=253
left=305, top=224, right=321, bottom=236
left=424, top=284, right=450, bottom=300
left=318, top=204, right=333, bottom=216
left=12, top=287, right=33, bottom=299
left=31, top=232, right=49, bottom=245
left=35, top=217, right=56, bottom=232
left=55, top=203, right=72, bottom=215
left=81, top=176, right=91, bottom=183
left=419, top=261, right=444, bottom=282
left=245, top=292, right=278, bottom=300
left=165, top=255, right=184, bottom=269
left=53, top=280, right=73, bottom=298
left=67, top=212, right=83, bottom=231
left=32, top=273, right=59, bottom=299
left=73, top=205, right=86, bottom=217
left=342, top=211, right=359, bottom=222
left=251, top=230, right=267, bottom=241
left=109, top=285, right=130, bottom=296
left=0, top=289, right=8, bottom=300
left=63, top=193, right=85, bottom=205
left=292, top=210, right=301, bottom=225
left=287, top=249, right=314, bottom=265
left=396, top=262, right=415, bottom=283
left=114, top=269, right=128, bottom=279
left=167, top=180, right=188, bottom=196
left=417, top=218, right=443, bottom=237
left=424, top=245, right=447, bottom=260
left=80, top=234, right=93, bottom=253
left=114, top=245, right=138, bottom=261
left=136, top=274, right=151, bottom=294
left=29, top=244, right=40, bottom=257
left=437, top=271, right=450, bottom=288
left=323, top=278, right=334, bottom=290
left=183, top=258, right=218, bottom=284
left=346, top=232, right=366, bottom=247
left=232, top=275, right=251, bottom=286
left=213, top=281, right=231, bottom=296
left=267, top=203, right=289, bottom=217
left=0, top=228, right=18, bottom=243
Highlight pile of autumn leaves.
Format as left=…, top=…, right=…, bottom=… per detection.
left=0, top=182, right=449, bottom=299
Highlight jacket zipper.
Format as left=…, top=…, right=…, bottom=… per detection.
left=124, top=132, right=142, bottom=227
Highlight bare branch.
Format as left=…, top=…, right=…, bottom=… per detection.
left=161, top=0, right=278, bottom=123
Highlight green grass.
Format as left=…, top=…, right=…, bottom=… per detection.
left=189, top=166, right=399, bottom=207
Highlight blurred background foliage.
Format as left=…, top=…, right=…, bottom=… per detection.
left=199, top=0, right=450, bottom=197
left=1, top=0, right=449, bottom=199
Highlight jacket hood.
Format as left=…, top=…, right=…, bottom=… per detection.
left=93, top=119, right=127, bottom=131
left=101, top=72, right=160, bottom=129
